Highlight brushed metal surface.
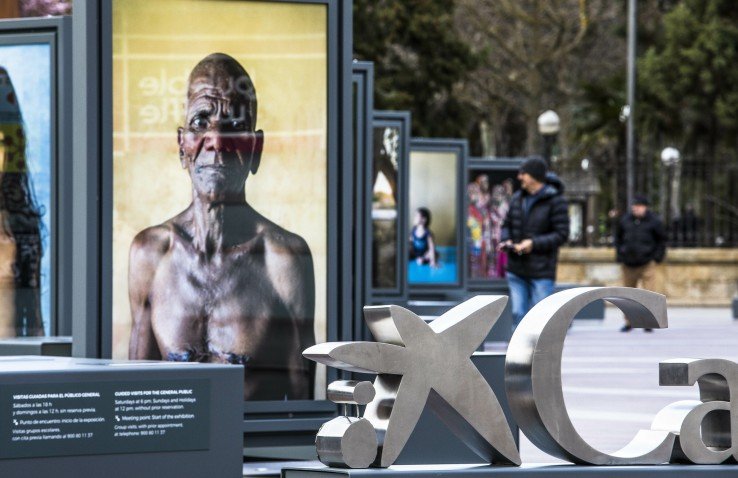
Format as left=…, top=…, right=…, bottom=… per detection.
left=316, top=417, right=378, bottom=468
left=305, top=296, right=520, bottom=467
left=327, top=381, right=376, bottom=405
left=658, top=358, right=737, bottom=464
left=505, top=287, right=676, bottom=465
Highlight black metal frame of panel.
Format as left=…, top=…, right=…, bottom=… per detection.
left=369, top=111, right=411, bottom=302
left=361, top=110, right=412, bottom=343
left=351, top=61, right=373, bottom=342
left=71, top=0, right=356, bottom=455
left=0, top=17, right=73, bottom=337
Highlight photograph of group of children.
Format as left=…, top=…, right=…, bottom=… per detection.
left=466, top=174, right=515, bottom=280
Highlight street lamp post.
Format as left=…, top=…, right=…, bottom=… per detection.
left=626, top=0, right=637, bottom=209
left=537, top=110, right=560, bottom=166
left=661, top=147, right=681, bottom=227
left=581, top=158, right=598, bottom=247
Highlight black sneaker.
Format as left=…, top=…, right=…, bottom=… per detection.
left=644, top=328, right=653, bottom=333
left=620, top=325, right=632, bottom=332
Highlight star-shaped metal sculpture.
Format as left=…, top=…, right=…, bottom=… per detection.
left=304, top=295, right=521, bottom=467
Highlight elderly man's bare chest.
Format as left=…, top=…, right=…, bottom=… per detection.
left=149, top=248, right=276, bottom=325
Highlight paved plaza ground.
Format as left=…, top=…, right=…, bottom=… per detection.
left=513, top=305, right=738, bottom=463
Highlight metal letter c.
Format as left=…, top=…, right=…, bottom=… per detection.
left=504, top=287, right=676, bottom=465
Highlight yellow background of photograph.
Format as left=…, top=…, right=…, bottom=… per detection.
left=409, top=151, right=458, bottom=246
left=111, top=0, right=328, bottom=395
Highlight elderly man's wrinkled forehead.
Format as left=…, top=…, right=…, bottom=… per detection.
left=185, top=54, right=257, bottom=124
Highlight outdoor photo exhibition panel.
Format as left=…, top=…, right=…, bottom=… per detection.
left=0, top=17, right=72, bottom=338
left=464, top=158, right=523, bottom=288
left=72, top=0, right=355, bottom=444
left=370, top=111, right=410, bottom=301
left=351, top=61, right=373, bottom=342
left=407, top=138, right=467, bottom=293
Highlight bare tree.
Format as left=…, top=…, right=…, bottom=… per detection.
left=455, top=0, right=624, bottom=158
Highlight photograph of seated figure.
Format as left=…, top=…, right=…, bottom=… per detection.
left=127, top=53, right=316, bottom=401
left=408, top=203, right=458, bottom=284
left=409, top=207, right=438, bottom=267
left=407, top=148, right=460, bottom=285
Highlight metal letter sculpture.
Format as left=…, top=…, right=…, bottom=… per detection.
left=656, top=358, right=738, bottom=463
left=505, top=287, right=677, bottom=465
left=316, top=380, right=379, bottom=468
left=307, top=287, right=737, bottom=468
left=505, top=287, right=737, bottom=465
left=304, top=296, right=521, bottom=468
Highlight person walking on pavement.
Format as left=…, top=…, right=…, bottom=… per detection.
left=499, top=157, right=569, bottom=331
left=615, top=194, right=667, bottom=332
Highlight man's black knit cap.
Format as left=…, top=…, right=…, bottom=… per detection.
left=519, top=157, right=548, bottom=183
left=633, top=194, right=649, bottom=206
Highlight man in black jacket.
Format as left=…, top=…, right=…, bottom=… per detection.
left=615, top=195, right=666, bottom=332
left=499, top=157, right=569, bottom=331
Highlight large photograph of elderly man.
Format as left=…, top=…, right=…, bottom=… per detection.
left=112, top=0, right=328, bottom=401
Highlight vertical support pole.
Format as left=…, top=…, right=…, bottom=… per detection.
left=626, top=0, right=637, bottom=208
left=71, top=0, right=101, bottom=358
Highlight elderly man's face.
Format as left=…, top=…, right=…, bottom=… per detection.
left=178, top=70, right=263, bottom=202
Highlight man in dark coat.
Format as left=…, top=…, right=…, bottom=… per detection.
left=615, top=195, right=666, bottom=332
left=499, top=157, right=569, bottom=330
